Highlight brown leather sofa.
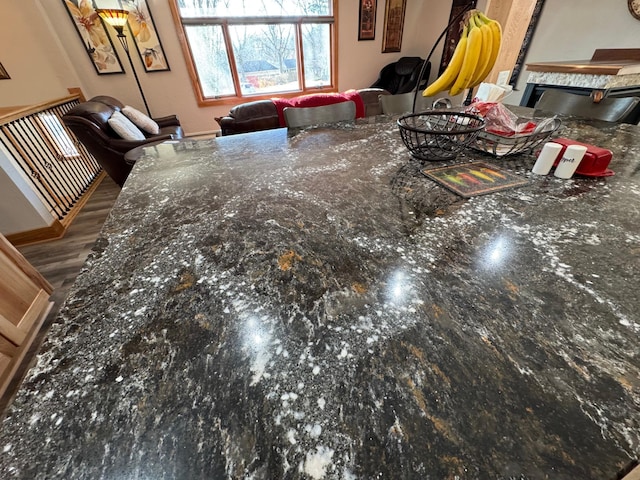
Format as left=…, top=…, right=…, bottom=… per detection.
left=62, top=96, right=183, bottom=187
left=215, top=88, right=390, bottom=136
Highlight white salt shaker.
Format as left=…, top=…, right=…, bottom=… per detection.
left=554, top=145, right=588, bottom=179
left=532, top=142, right=563, bottom=175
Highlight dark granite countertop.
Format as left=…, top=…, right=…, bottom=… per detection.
left=1, top=114, right=638, bottom=479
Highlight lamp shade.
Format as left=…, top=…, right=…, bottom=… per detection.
left=96, top=9, right=129, bottom=30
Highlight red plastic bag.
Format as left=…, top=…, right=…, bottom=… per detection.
left=465, top=101, right=536, bottom=136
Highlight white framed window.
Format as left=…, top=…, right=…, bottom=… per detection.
left=169, top=0, right=337, bottom=105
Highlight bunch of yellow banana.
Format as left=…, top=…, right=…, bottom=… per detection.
left=423, top=11, right=502, bottom=98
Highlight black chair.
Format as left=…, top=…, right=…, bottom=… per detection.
left=534, top=90, right=640, bottom=124
left=370, top=57, right=431, bottom=95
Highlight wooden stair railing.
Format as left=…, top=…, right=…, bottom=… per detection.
left=0, top=94, right=105, bottom=246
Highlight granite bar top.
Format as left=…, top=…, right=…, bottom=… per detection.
left=1, top=114, right=638, bottom=479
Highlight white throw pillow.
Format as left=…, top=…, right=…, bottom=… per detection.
left=122, top=105, right=160, bottom=135
left=108, top=111, right=146, bottom=141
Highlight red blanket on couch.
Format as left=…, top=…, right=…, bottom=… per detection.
left=272, top=90, right=366, bottom=127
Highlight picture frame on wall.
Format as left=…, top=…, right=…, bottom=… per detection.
left=61, top=0, right=125, bottom=75
left=438, top=0, right=477, bottom=75
left=358, top=0, right=377, bottom=41
left=381, top=0, right=407, bottom=53
left=0, top=63, right=10, bottom=80
left=123, top=0, right=170, bottom=72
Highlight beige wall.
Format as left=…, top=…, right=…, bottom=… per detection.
left=1, top=0, right=460, bottom=135
left=0, top=0, right=78, bottom=107
left=0, top=148, right=53, bottom=236
left=339, top=1, right=454, bottom=93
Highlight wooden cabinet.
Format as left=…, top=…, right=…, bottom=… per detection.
left=0, top=233, right=52, bottom=398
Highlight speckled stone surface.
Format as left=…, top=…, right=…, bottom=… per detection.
left=527, top=71, right=640, bottom=89
left=1, top=114, right=638, bottom=479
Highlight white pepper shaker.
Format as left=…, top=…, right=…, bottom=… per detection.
left=554, top=145, right=588, bottom=179
left=532, top=142, right=563, bottom=175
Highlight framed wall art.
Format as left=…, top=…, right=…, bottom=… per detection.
left=381, top=0, right=407, bottom=53
left=62, top=0, right=124, bottom=75
left=123, top=0, right=170, bottom=72
left=0, top=63, right=10, bottom=80
left=358, top=0, right=377, bottom=41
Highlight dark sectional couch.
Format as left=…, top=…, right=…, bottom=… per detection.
left=215, top=88, right=390, bottom=136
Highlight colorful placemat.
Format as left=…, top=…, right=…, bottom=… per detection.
left=422, top=162, right=529, bottom=198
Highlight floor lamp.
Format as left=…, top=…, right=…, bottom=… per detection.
left=96, top=8, right=152, bottom=117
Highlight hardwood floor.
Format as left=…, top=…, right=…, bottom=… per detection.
left=0, top=175, right=121, bottom=414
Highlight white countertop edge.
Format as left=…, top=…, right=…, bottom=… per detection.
left=527, top=71, right=640, bottom=89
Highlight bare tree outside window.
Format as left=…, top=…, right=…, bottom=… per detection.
left=173, top=0, right=334, bottom=101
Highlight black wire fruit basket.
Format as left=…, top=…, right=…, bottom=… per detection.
left=398, top=111, right=485, bottom=161
left=395, top=4, right=486, bottom=162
